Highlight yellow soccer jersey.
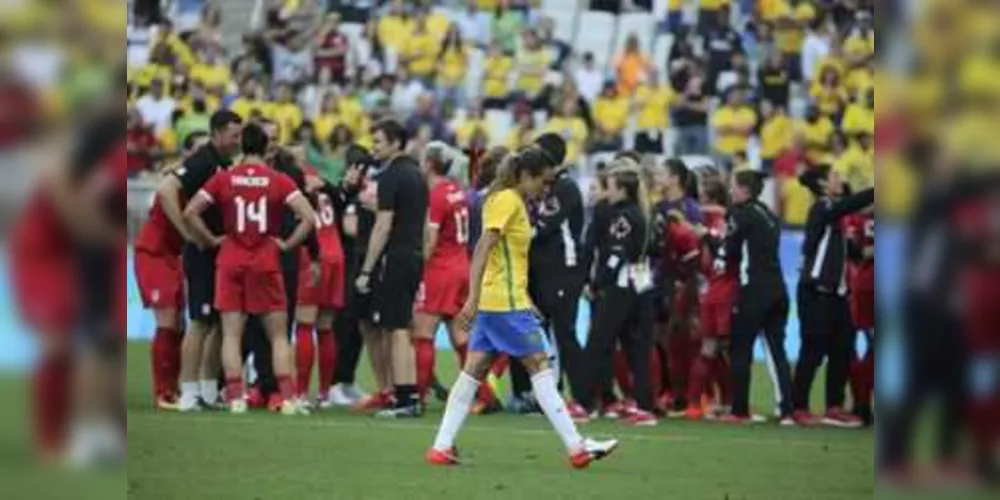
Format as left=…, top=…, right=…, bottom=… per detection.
left=479, top=189, right=533, bottom=312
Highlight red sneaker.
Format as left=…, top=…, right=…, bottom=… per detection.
left=567, top=402, right=591, bottom=424
left=793, top=410, right=821, bottom=426
left=623, top=409, right=658, bottom=427
left=622, top=399, right=638, bottom=417
left=718, top=414, right=753, bottom=425
left=684, top=406, right=704, bottom=421
left=354, top=390, right=394, bottom=412
left=246, top=386, right=267, bottom=409
left=569, top=438, right=619, bottom=470
left=655, top=393, right=672, bottom=413
left=426, top=447, right=461, bottom=466
left=821, top=407, right=863, bottom=429
left=267, top=393, right=284, bottom=413
left=602, top=401, right=625, bottom=419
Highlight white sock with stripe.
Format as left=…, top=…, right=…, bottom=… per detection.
left=531, top=369, right=584, bottom=453
left=432, top=372, right=479, bottom=452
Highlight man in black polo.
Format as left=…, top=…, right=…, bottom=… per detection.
left=156, top=110, right=243, bottom=412
left=356, top=119, right=429, bottom=418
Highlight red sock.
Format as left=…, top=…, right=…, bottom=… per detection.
left=294, top=324, right=315, bottom=397
left=151, top=327, right=179, bottom=398
left=686, top=355, right=713, bottom=407
left=163, top=327, right=181, bottom=397
left=225, top=376, right=245, bottom=402
left=714, top=356, right=733, bottom=406
left=491, top=355, right=510, bottom=378
left=454, top=343, right=468, bottom=369
left=277, top=375, right=296, bottom=402
left=414, top=338, right=436, bottom=399
left=316, top=329, right=337, bottom=397
left=34, top=353, right=70, bottom=455
left=613, top=350, right=633, bottom=396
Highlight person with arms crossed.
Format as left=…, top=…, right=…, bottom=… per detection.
left=183, top=123, right=318, bottom=415
left=155, top=110, right=243, bottom=412
left=427, top=147, right=618, bottom=469
left=355, top=119, right=430, bottom=418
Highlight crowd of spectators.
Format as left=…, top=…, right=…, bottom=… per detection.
left=126, top=0, right=875, bottom=226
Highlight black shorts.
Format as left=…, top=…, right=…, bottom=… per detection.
left=635, top=130, right=665, bottom=155
left=371, top=253, right=423, bottom=331
left=183, top=245, right=218, bottom=324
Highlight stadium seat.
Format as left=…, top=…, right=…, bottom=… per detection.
left=576, top=11, right=616, bottom=70
left=485, top=110, right=514, bottom=148
left=541, top=9, right=578, bottom=45
left=542, top=0, right=581, bottom=11
left=613, top=12, right=656, bottom=57
left=652, top=33, right=674, bottom=81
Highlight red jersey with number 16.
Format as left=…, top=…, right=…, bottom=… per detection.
left=701, top=205, right=739, bottom=293
left=197, top=163, right=301, bottom=271
left=427, top=179, right=471, bottom=270
left=314, top=191, right=345, bottom=264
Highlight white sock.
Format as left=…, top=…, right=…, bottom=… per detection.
left=432, top=372, right=479, bottom=452
left=531, top=369, right=584, bottom=453
left=180, top=382, right=200, bottom=404
left=200, top=380, right=219, bottom=404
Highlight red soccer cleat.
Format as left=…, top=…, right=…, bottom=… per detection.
left=623, top=409, right=658, bottom=427
left=267, top=393, right=285, bottom=413
left=354, top=389, right=394, bottom=412
left=821, top=407, right=864, bottom=429
left=426, top=447, right=461, bottom=466
left=602, top=400, right=625, bottom=419
left=566, top=402, right=591, bottom=424
left=684, top=406, right=704, bottom=421
left=793, top=410, right=821, bottom=426
left=246, top=386, right=267, bottom=409
left=570, top=438, right=620, bottom=470
left=718, top=414, right=753, bottom=425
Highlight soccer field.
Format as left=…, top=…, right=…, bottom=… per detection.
left=123, top=343, right=873, bottom=500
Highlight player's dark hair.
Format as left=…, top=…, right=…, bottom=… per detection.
left=799, top=165, right=830, bottom=197
left=614, top=150, right=642, bottom=164
left=734, top=170, right=765, bottom=199
left=533, top=133, right=567, bottom=168
left=345, top=144, right=375, bottom=170
left=476, top=146, right=508, bottom=190
left=210, top=110, right=242, bottom=133
left=425, top=142, right=452, bottom=176
left=611, top=167, right=642, bottom=206
left=241, top=123, right=269, bottom=157
left=171, top=109, right=186, bottom=126
left=703, top=180, right=730, bottom=206
left=486, top=146, right=551, bottom=198
left=371, top=118, right=409, bottom=151
left=666, top=158, right=699, bottom=199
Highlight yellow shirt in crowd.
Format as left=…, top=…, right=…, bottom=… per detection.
left=594, top=95, right=631, bottom=134
left=506, top=127, right=535, bottom=151
left=782, top=179, right=812, bottom=226
left=315, top=113, right=345, bottom=143
left=483, top=55, right=513, bottom=98
left=190, top=63, right=231, bottom=91
left=515, top=48, right=551, bottom=96
left=454, top=119, right=490, bottom=148
left=759, top=0, right=788, bottom=21
left=439, top=47, right=469, bottom=86
left=834, top=144, right=875, bottom=190
left=845, top=68, right=873, bottom=99
left=760, top=113, right=794, bottom=160
left=668, top=0, right=684, bottom=11
left=405, top=31, right=439, bottom=78
left=480, top=189, right=534, bottom=312
left=797, top=117, right=835, bottom=164
left=713, top=105, right=756, bottom=156
left=841, top=103, right=874, bottom=137
left=425, top=12, right=451, bottom=41
left=230, top=97, right=265, bottom=121
left=634, top=84, right=674, bottom=130
left=809, top=83, right=848, bottom=118
left=271, top=102, right=303, bottom=144
left=700, top=0, right=730, bottom=10
left=378, top=15, right=413, bottom=53
left=543, top=116, right=589, bottom=165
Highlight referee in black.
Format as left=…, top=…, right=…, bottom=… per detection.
left=156, top=110, right=243, bottom=411
left=723, top=170, right=795, bottom=422
left=793, top=167, right=874, bottom=424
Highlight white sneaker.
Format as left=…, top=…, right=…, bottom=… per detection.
left=329, top=384, right=362, bottom=406
left=281, top=400, right=311, bottom=416
left=343, top=384, right=368, bottom=402
left=317, top=396, right=336, bottom=410
left=178, top=396, right=202, bottom=413
left=750, top=414, right=768, bottom=424
left=571, top=438, right=619, bottom=468
left=230, top=399, right=249, bottom=414
left=779, top=417, right=797, bottom=427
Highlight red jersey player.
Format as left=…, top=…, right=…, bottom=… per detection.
left=134, top=133, right=209, bottom=409
left=845, top=208, right=874, bottom=423
left=294, top=166, right=348, bottom=406
left=658, top=209, right=702, bottom=414
left=686, top=182, right=737, bottom=420
left=412, top=145, right=472, bottom=403
left=183, top=123, right=317, bottom=415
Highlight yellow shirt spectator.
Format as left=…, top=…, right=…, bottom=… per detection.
left=480, top=189, right=534, bottom=312
left=797, top=117, right=835, bottom=164
left=834, top=144, right=875, bottom=190
left=507, top=126, right=535, bottom=151
left=543, top=116, right=589, bottom=165
left=634, top=83, right=674, bottom=130
left=668, top=0, right=684, bottom=10
left=272, top=102, right=303, bottom=144
left=593, top=94, right=631, bottom=134
left=760, top=113, right=793, bottom=161
left=159, top=128, right=179, bottom=158
left=425, top=12, right=451, bottom=41
left=483, top=54, right=513, bottom=98
left=843, top=34, right=874, bottom=64
left=379, top=15, right=414, bottom=53
left=701, top=0, right=730, bottom=10
left=454, top=118, right=490, bottom=149
left=315, top=113, right=345, bottom=144
left=190, top=63, right=231, bottom=91
left=477, top=0, right=499, bottom=9
left=879, top=155, right=917, bottom=218
left=439, top=46, right=469, bottom=86
left=515, top=48, right=551, bottom=96
left=845, top=67, right=873, bottom=99
left=841, top=103, right=874, bottom=137
left=616, top=51, right=651, bottom=97
left=781, top=178, right=813, bottom=226
left=230, top=97, right=264, bottom=121
left=405, top=30, right=439, bottom=78
left=712, top=105, right=756, bottom=156
left=809, top=82, right=848, bottom=118
left=759, top=0, right=788, bottom=21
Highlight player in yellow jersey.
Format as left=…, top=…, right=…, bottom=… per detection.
left=427, top=139, right=619, bottom=470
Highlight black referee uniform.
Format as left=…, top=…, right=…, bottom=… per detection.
left=582, top=199, right=655, bottom=414
left=522, top=169, right=588, bottom=402
left=793, top=188, right=874, bottom=414
left=724, top=198, right=795, bottom=419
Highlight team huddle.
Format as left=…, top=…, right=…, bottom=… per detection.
left=127, top=109, right=874, bottom=469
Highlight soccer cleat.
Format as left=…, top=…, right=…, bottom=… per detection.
left=354, top=390, right=394, bottom=412
left=570, top=438, right=620, bottom=470
left=602, top=401, right=625, bottom=420
left=717, top=414, right=753, bottom=425
left=566, top=402, right=591, bottom=424
left=267, top=394, right=285, bottom=413
left=229, top=399, right=249, bottom=414
left=821, top=408, right=864, bottom=429
left=246, top=386, right=267, bottom=409
left=280, top=399, right=311, bottom=416
left=374, top=405, right=422, bottom=419
left=779, top=416, right=797, bottom=427
left=178, top=396, right=202, bottom=413
left=471, top=398, right=504, bottom=415
left=425, top=447, right=461, bottom=466
left=329, top=384, right=363, bottom=406
left=684, top=406, right=704, bottom=421
left=431, top=380, right=450, bottom=403
left=793, top=411, right=822, bottom=426
left=623, top=410, right=658, bottom=427
left=156, top=395, right=180, bottom=412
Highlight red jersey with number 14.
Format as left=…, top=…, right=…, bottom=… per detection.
left=198, top=163, right=301, bottom=271
left=427, top=179, right=471, bottom=270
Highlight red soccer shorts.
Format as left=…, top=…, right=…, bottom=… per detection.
left=11, top=251, right=77, bottom=335
left=134, top=251, right=185, bottom=309
left=297, top=252, right=346, bottom=309
left=962, top=269, right=1000, bottom=352
left=415, top=266, right=469, bottom=318
left=215, top=266, right=287, bottom=314
left=850, top=265, right=875, bottom=330
left=700, top=300, right=734, bottom=339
